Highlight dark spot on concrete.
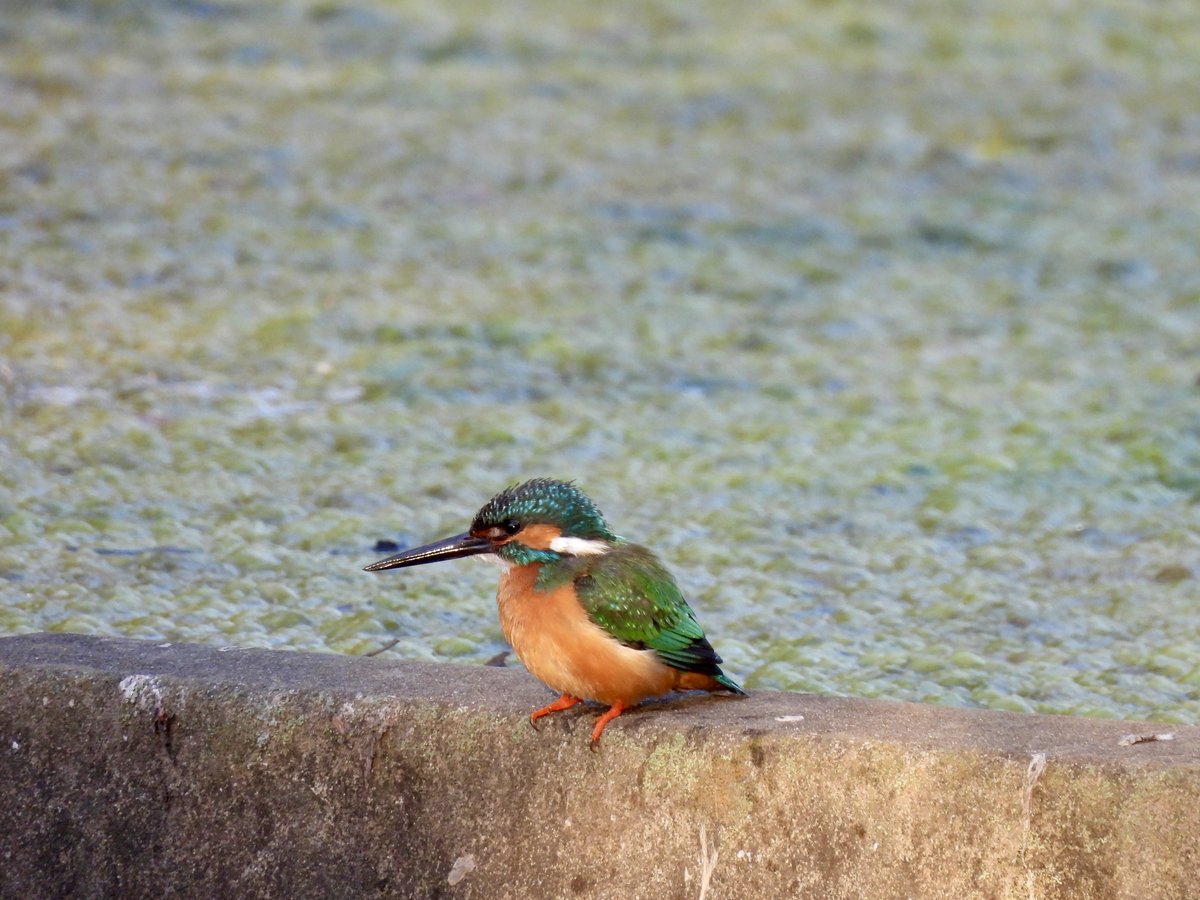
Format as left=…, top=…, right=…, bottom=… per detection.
left=749, top=741, right=766, bottom=768
left=153, top=706, right=178, bottom=764
left=569, top=874, right=591, bottom=893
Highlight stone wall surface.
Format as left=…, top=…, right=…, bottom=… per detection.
left=0, top=633, right=1196, bottom=899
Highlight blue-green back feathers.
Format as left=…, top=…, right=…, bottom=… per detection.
left=571, top=544, right=745, bottom=692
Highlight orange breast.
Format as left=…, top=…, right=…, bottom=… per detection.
left=496, top=564, right=676, bottom=706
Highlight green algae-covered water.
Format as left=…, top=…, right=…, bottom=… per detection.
left=2, top=0, right=1198, bottom=723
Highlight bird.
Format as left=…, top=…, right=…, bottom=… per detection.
left=364, top=477, right=745, bottom=748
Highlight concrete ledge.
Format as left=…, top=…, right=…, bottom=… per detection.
left=1, top=634, right=1197, bottom=898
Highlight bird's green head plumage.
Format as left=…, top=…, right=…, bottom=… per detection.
left=468, top=479, right=617, bottom=567
left=471, top=478, right=615, bottom=541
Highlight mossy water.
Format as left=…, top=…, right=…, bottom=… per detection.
left=2, top=0, right=1198, bottom=723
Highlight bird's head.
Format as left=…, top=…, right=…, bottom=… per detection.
left=364, top=478, right=617, bottom=573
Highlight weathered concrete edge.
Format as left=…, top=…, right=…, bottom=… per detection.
left=1, top=633, right=1197, bottom=899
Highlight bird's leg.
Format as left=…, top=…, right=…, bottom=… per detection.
left=529, top=694, right=581, bottom=731
left=589, top=700, right=628, bottom=751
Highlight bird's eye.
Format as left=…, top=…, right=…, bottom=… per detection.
left=503, top=519, right=521, bottom=535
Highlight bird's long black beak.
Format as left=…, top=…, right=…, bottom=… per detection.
left=363, top=532, right=492, bottom=572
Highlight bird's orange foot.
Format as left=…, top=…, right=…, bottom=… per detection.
left=589, top=700, right=628, bottom=751
left=529, top=694, right=581, bottom=731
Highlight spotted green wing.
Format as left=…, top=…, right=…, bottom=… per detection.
left=574, top=544, right=743, bottom=692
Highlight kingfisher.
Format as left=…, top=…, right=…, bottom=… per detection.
left=364, top=478, right=745, bottom=748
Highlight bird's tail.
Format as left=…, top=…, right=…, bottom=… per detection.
left=713, top=671, right=747, bottom=696
left=677, top=670, right=748, bottom=695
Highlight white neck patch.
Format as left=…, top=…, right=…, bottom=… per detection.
left=548, top=536, right=610, bottom=557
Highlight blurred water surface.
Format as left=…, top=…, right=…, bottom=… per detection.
left=2, top=0, right=1198, bottom=721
